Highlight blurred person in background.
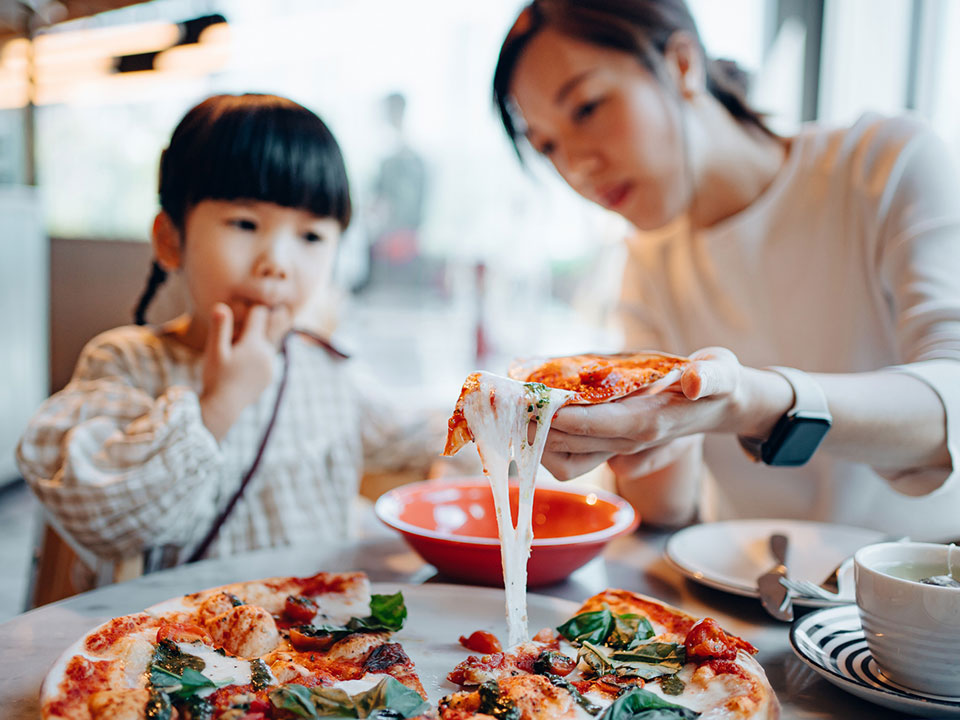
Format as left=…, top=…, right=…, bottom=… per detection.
left=361, top=91, right=430, bottom=291
left=17, top=93, right=451, bottom=594
left=493, top=0, right=960, bottom=540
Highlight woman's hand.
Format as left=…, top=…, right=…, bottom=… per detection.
left=200, top=303, right=284, bottom=440
left=541, top=347, right=755, bottom=481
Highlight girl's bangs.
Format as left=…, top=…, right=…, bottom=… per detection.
left=185, top=107, right=352, bottom=227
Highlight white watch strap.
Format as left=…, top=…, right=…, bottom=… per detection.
left=767, top=366, right=831, bottom=417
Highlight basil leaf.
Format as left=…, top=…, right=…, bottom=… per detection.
left=178, top=695, right=214, bottom=720
left=580, top=641, right=685, bottom=681
left=148, top=640, right=224, bottom=699
left=660, top=675, right=686, bottom=696
left=541, top=673, right=602, bottom=716
left=557, top=609, right=615, bottom=646
left=250, top=658, right=273, bottom=691
left=150, top=640, right=205, bottom=687
left=601, top=687, right=700, bottom=720
left=270, top=677, right=428, bottom=719
left=477, top=680, right=521, bottom=720
left=609, top=614, right=655, bottom=649
left=579, top=641, right=614, bottom=676
left=366, top=592, right=408, bottom=632
left=308, top=686, right=355, bottom=716
left=145, top=690, right=173, bottom=720
left=300, top=593, right=410, bottom=644
left=350, top=676, right=430, bottom=718
left=558, top=607, right=655, bottom=649
left=270, top=684, right=319, bottom=719
left=172, top=667, right=218, bottom=697
left=611, top=642, right=686, bottom=667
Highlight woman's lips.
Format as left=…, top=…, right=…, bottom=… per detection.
left=598, top=182, right=633, bottom=210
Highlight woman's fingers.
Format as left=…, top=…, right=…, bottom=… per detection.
left=540, top=449, right=614, bottom=482
left=545, top=428, right=642, bottom=454
left=550, top=401, right=638, bottom=436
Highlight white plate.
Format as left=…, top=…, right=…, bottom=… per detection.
left=664, top=519, right=885, bottom=607
left=790, top=605, right=960, bottom=717
left=41, top=581, right=580, bottom=707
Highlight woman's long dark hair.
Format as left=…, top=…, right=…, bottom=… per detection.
left=134, top=93, right=352, bottom=325
left=492, top=0, right=773, bottom=161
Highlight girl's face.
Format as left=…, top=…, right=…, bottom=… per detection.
left=170, top=199, right=341, bottom=344
left=511, top=28, right=689, bottom=230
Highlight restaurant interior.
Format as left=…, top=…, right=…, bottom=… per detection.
left=2, top=0, right=960, bottom=718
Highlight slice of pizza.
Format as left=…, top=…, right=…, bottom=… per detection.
left=442, top=589, right=779, bottom=720
left=441, top=352, right=687, bottom=648
left=41, top=572, right=431, bottom=720
left=508, top=352, right=689, bottom=405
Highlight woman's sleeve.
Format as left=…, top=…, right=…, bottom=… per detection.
left=873, top=119, right=960, bottom=495
left=16, top=336, right=224, bottom=559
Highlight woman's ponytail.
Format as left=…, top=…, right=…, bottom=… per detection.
left=705, top=58, right=773, bottom=137
left=133, top=260, right=168, bottom=326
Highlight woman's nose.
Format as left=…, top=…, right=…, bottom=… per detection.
left=562, top=146, right=603, bottom=186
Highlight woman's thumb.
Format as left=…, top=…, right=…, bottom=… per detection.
left=681, top=347, right=738, bottom=400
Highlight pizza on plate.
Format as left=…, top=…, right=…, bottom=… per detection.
left=41, top=571, right=430, bottom=720
left=443, top=588, right=779, bottom=720
left=41, top=573, right=777, bottom=720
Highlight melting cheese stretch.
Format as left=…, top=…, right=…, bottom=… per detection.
left=459, top=373, right=574, bottom=647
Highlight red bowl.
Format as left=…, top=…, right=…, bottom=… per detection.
left=374, top=478, right=638, bottom=586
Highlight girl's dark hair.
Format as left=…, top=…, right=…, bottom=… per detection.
left=492, top=0, right=773, bottom=161
left=134, top=93, right=352, bottom=325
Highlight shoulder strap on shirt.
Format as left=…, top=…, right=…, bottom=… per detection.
left=186, top=333, right=292, bottom=564
left=292, top=328, right=351, bottom=359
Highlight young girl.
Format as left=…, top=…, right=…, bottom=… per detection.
left=18, top=93, right=445, bottom=590
left=493, top=0, right=960, bottom=540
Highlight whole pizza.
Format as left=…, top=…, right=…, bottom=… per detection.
left=41, top=572, right=778, bottom=720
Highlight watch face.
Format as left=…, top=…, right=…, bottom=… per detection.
left=763, top=416, right=831, bottom=467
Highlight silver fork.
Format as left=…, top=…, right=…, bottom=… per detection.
left=778, top=577, right=843, bottom=602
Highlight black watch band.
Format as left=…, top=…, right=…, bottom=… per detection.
left=738, top=366, right=832, bottom=467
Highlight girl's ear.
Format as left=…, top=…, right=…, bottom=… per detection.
left=152, top=211, right=183, bottom=271
left=663, top=31, right=705, bottom=99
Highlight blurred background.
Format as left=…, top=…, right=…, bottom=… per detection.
left=1, top=0, right=959, bottom=619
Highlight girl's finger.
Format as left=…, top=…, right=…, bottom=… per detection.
left=265, top=305, right=292, bottom=344
left=241, top=304, right=270, bottom=341
left=209, top=303, right=233, bottom=358
left=540, top=449, right=614, bottom=482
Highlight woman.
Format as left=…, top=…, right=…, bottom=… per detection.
left=494, top=0, right=960, bottom=539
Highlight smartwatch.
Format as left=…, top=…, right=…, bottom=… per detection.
left=738, top=366, right=832, bottom=467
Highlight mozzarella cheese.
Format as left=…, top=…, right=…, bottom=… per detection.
left=457, top=372, right=574, bottom=647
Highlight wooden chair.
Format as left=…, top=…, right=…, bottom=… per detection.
left=27, top=521, right=143, bottom=609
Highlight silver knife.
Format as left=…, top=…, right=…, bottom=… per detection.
left=756, top=533, right=794, bottom=621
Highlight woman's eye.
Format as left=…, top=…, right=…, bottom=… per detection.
left=537, top=140, right=556, bottom=157
left=228, top=218, right=257, bottom=231
left=572, top=99, right=601, bottom=123
left=303, top=231, right=325, bottom=243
